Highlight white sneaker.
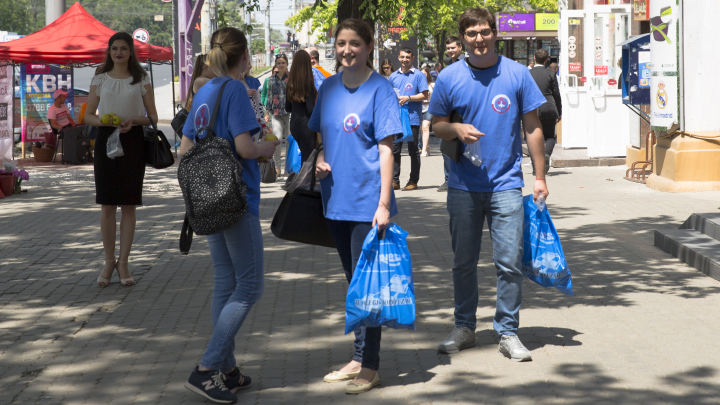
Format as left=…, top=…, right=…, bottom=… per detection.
left=498, top=335, right=532, bottom=362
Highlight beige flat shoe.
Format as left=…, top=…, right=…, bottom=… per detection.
left=345, top=372, right=380, bottom=394
left=323, top=370, right=360, bottom=383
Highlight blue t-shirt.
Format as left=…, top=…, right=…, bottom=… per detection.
left=389, top=67, right=429, bottom=126
left=428, top=56, right=546, bottom=193
left=182, top=76, right=262, bottom=216
left=245, top=75, right=261, bottom=90
left=312, top=67, right=326, bottom=91
left=308, top=71, right=402, bottom=222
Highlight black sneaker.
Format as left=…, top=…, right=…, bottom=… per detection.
left=437, top=182, right=449, bottom=192
left=223, top=367, right=252, bottom=393
left=185, top=367, right=237, bottom=404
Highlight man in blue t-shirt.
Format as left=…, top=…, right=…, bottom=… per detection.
left=428, top=7, right=549, bottom=362
left=389, top=47, right=429, bottom=191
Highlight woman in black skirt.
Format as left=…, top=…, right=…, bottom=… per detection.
left=84, top=32, right=158, bottom=287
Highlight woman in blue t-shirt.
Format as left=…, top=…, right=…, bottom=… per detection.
left=308, top=18, right=403, bottom=395
left=178, top=27, right=280, bottom=404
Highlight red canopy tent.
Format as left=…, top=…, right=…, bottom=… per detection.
left=0, top=2, right=173, bottom=65
left=0, top=2, right=175, bottom=159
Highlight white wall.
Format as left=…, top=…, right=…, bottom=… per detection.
left=682, top=0, right=720, bottom=132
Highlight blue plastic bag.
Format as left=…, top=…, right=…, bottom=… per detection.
left=285, top=135, right=302, bottom=174
left=345, top=224, right=416, bottom=334
left=522, top=195, right=574, bottom=296
left=395, top=104, right=413, bottom=143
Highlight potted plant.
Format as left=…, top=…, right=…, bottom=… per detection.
left=0, top=161, right=17, bottom=197
left=13, top=168, right=29, bottom=194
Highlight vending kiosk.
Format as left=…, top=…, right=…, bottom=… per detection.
left=559, top=2, right=640, bottom=157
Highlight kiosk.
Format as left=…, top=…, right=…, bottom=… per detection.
left=559, top=2, right=640, bottom=157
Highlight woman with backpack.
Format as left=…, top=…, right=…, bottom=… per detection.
left=309, top=18, right=402, bottom=394
left=178, top=27, right=279, bottom=404
left=86, top=31, right=157, bottom=288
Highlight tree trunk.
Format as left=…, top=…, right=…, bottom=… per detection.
left=336, top=0, right=378, bottom=28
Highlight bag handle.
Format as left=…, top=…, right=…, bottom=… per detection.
left=197, top=79, right=231, bottom=139
left=309, top=142, right=323, bottom=192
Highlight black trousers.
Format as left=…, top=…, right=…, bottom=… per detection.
left=393, top=125, right=420, bottom=184
left=529, top=119, right=557, bottom=174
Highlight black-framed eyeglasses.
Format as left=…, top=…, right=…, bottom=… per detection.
left=462, top=29, right=494, bottom=39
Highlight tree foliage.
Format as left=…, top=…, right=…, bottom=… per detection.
left=287, top=0, right=558, bottom=47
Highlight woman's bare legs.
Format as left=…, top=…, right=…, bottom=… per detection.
left=117, top=205, right=137, bottom=282
left=99, top=205, right=117, bottom=282
left=421, top=120, right=431, bottom=155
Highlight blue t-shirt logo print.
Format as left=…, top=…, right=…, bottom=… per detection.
left=195, top=104, right=209, bottom=129
left=404, top=83, right=413, bottom=91
left=343, top=113, right=360, bottom=133
left=492, top=95, right=511, bottom=114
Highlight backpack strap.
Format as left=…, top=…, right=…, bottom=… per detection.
left=197, top=79, right=231, bottom=139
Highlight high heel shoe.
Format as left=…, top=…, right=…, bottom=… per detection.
left=116, top=260, right=135, bottom=286
left=97, top=258, right=116, bottom=287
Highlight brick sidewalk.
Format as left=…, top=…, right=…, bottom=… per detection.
left=1, top=152, right=720, bottom=405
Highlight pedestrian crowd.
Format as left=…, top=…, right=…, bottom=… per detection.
left=86, top=6, right=560, bottom=404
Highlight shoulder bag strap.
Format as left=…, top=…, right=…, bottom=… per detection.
left=198, top=79, right=231, bottom=138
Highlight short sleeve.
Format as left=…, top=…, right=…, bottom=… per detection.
left=519, top=69, right=546, bottom=115
left=226, top=83, right=260, bottom=137
left=416, top=72, right=429, bottom=93
left=140, top=74, right=152, bottom=96
left=428, top=75, right=451, bottom=117
left=372, top=84, right=403, bottom=142
left=307, top=82, right=325, bottom=133
left=91, top=74, right=107, bottom=97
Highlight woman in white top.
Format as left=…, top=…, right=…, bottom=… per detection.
left=420, top=67, right=434, bottom=156
left=85, top=32, right=158, bottom=287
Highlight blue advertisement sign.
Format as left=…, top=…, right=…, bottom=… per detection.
left=20, top=63, right=73, bottom=142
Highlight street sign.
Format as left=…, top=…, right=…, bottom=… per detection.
left=133, top=29, right=149, bottom=44
left=154, top=15, right=164, bottom=22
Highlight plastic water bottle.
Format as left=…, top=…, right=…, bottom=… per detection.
left=535, top=194, right=546, bottom=212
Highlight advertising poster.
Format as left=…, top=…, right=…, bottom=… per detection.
left=567, top=17, right=585, bottom=86
left=378, top=23, right=418, bottom=69
left=649, top=0, right=679, bottom=130
left=535, top=13, right=560, bottom=31
left=634, top=0, right=650, bottom=21
left=0, top=64, right=13, bottom=160
left=20, top=64, right=73, bottom=142
left=498, top=13, right=535, bottom=31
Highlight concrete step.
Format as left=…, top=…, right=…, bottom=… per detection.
left=521, top=144, right=626, bottom=167
left=680, top=213, right=720, bottom=241
left=654, top=229, right=720, bottom=282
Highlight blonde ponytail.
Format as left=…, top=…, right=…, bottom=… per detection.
left=205, top=27, right=248, bottom=77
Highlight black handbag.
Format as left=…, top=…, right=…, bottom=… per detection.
left=171, top=104, right=189, bottom=138
left=271, top=144, right=336, bottom=248
left=440, top=110, right=464, bottom=162
left=144, top=116, right=175, bottom=169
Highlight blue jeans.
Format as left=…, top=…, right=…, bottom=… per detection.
left=447, top=187, right=524, bottom=336
left=325, top=219, right=381, bottom=371
left=201, top=212, right=265, bottom=371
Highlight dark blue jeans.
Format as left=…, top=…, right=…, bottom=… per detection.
left=447, top=187, right=524, bottom=336
left=325, top=219, right=381, bottom=371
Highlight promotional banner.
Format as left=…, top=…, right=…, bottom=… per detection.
left=649, top=0, right=679, bottom=131
left=0, top=63, right=13, bottom=160
left=498, top=13, right=535, bottom=31
left=378, top=23, right=418, bottom=69
left=20, top=64, right=74, bottom=142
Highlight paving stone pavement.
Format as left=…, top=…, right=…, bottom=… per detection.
left=2, top=145, right=720, bottom=405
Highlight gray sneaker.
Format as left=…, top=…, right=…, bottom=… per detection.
left=437, top=182, right=449, bottom=192
left=437, top=327, right=476, bottom=354
left=498, top=335, right=532, bottom=362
